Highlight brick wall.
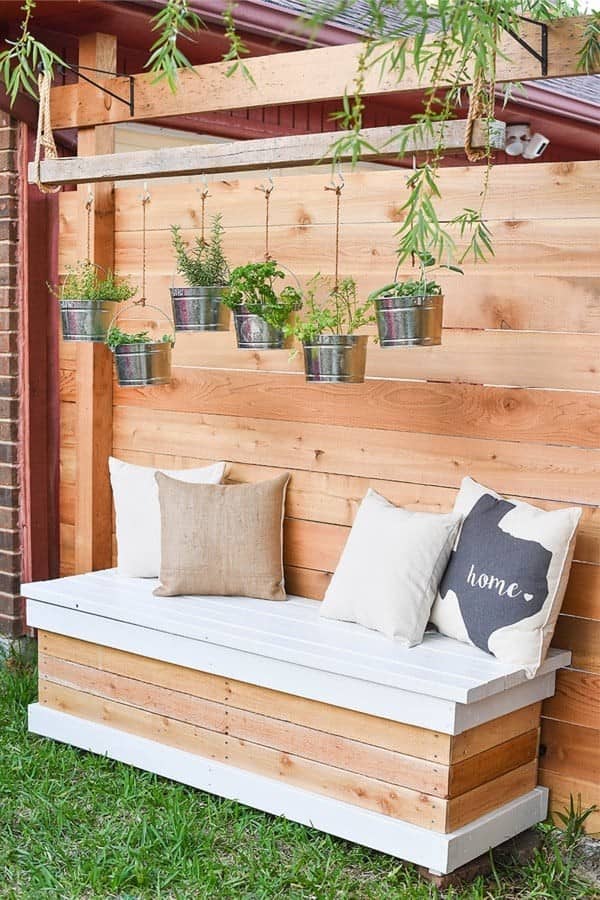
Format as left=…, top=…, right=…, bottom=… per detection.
left=0, top=112, right=22, bottom=638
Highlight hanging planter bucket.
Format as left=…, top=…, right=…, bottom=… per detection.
left=60, top=298, right=117, bottom=342
left=374, top=293, right=444, bottom=347
left=109, top=304, right=175, bottom=388
left=170, top=285, right=230, bottom=332
left=302, top=334, right=368, bottom=384
left=232, top=305, right=287, bottom=350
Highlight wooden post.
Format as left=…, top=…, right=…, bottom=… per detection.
left=74, top=34, right=116, bottom=574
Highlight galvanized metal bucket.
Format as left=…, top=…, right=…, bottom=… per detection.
left=374, top=294, right=444, bottom=347
left=109, top=302, right=175, bottom=388
left=114, top=341, right=172, bottom=386
left=233, top=305, right=286, bottom=350
left=302, top=334, right=368, bottom=384
left=59, top=299, right=117, bottom=342
left=169, top=285, right=230, bottom=332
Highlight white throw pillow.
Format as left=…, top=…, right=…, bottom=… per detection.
left=319, top=489, right=461, bottom=645
left=430, top=477, right=581, bottom=676
left=109, top=457, right=227, bottom=577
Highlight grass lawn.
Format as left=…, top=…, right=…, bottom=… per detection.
left=0, top=641, right=597, bottom=900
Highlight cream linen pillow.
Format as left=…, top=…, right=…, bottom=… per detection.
left=319, top=489, right=461, bottom=644
left=155, top=472, right=290, bottom=600
left=109, top=456, right=227, bottom=578
left=431, top=477, right=582, bottom=676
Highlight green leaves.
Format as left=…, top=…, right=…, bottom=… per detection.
left=0, top=0, right=64, bottom=105
left=106, top=325, right=172, bottom=350
left=52, top=260, right=137, bottom=303
left=171, top=215, right=230, bottom=287
left=145, top=0, right=204, bottom=93
left=578, top=11, right=600, bottom=74
left=222, top=1, right=255, bottom=84
left=287, top=275, right=375, bottom=343
left=222, top=260, right=302, bottom=328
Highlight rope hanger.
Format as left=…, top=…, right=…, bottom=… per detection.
left=34, top=71, right=61, bottom=195
left=85, top=186, right=93, bottom=262
left=255, top=175, right=274, bottom=261
left=137, top=182, right=151, bottom=307
left=324, top=169, right=344, bottom=291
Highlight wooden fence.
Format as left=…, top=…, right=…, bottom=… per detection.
left=58, top=159, right=600, bottom=830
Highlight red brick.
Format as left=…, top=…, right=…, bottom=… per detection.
left=0, top=129, right=16, bottom=151
left=0, top=310, right=18, bottom=330
left=0, top=609, right=26, bottom=638
left=0, top=468, right=18, bottom=488
left=0, top=197, right=18, bottom=219
left=0, top=173, right=17, bottom=196
left=0, top=376, right=18, bottom=398
left=0, top=332, right=18, bottom=354
left=0, top=506, right=18, bottom=529
left=0, top=112, right=14, bottom=129
left=0, top=219, right=17, bottom=242
left=0, top=529, right=19, bottom=551
left=0, top=398, right=18, bottom=419
left=0, top=442, right=17, bottom=464
left=0, top=149, right=16, bottom=172
left=0, top=241, right=17, bottom=265
left=0, top=354, right=18, bottom=376
left=0, top=286, right=18, bottom=308
left=0, top=548, right=21, bottom=572
left=0, top=590, right=19, bottom=616
left=0, top=421, right=18, bottom=441
left=0, top=570, right=20, bottom=594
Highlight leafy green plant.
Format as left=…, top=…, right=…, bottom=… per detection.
left=145, top=0, right=204, bottom=93
left=106, top=324, right=172, bottom=350
left=368, top=252, right=462, bottom=302
left=171, top=215, right=229, bottom=287
left=286, top=274, right=374, bottom=344
left=0, top=0, right=63, bottom=104
left=223, top=260, right=302, bottom=329
left=50, top=260, right=136, bottom=304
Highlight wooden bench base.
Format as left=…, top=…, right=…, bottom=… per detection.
left=25, top=571, right=570, bottom=875
left=28, top=703, right=548, bottom=875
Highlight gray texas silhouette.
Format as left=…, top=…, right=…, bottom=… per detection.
left=438, top=494, right=551, bottom=652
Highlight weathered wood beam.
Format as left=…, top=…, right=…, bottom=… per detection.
left=48, top=17, right=596, bottom=130
left=30, top=119, right=505, bottom=187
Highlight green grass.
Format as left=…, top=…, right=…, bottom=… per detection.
left=0, top=641, right=596, bottom=900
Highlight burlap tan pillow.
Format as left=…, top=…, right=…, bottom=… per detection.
left=154, top=472, right=290, bottom=600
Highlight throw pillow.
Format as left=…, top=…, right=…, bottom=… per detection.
left=430, top=476, right=582, bottom=675
left=155, top=472, right=290, bottom=600
left=319, top=489, right=461, bottom=644
left=109, top=456, right=227, bottom=578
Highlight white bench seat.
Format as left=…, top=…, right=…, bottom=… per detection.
left=24, top=569, right=571, bottom=875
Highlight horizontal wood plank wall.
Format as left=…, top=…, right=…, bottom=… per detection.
left=57, top=160, right=600, bottom=832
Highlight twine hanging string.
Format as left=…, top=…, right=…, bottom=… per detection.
left=464, top=36, right=497, bottom=163
left=198, top=177, right=210, bottom=246
left=34, top=70, right=61, bottom=194
left=324, top=171, right=344, bottom=291
left=255, top=175, right=274, bottom=261
left=85, top=187, right=93, bottom=263
left=136, top=184, right=151, bottom=307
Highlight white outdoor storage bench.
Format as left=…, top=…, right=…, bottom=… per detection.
left=24, top=569, right=570, bottom=876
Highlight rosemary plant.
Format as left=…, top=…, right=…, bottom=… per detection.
left=171, top=215, right=230, bottom=287
left=286, top=275, right=374, bottom=343
left=50, top=260, right=136, bottom=304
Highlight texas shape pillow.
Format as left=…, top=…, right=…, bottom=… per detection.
left=319, top=489, right=461, bottom=645
left=430, top=477, right=581, bottom=676
left=109, top=457, right=227, bottom=577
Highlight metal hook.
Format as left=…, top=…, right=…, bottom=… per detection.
left=84, top=184, right=94, bottom=211
left=198, top=174, right=210, bottom=201
left=255, top=174, right=274, bottom=196
left=325, top=163, right=344, bottom=194
left=140, top=181, right=151, bottom=206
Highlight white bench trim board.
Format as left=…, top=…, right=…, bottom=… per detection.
left=24, top=570, right=570, bottom=735
left=24, top=569, right=571, bottom=875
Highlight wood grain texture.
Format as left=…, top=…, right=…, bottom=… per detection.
left=540, top=719, right=600, bottom=785
left=539, top=771, right=600, bottom=834
left=40, top=680, right=448, bottom=830
left=49, top=16, right=598, bottom=129
left=552, top=617, right=600, bottom=673
left=542, top=670, right=600, bottom=729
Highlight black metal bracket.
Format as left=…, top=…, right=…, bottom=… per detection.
left=503, top=16, right=548, bottom=77
left=57, top=62, right=135, bottom=116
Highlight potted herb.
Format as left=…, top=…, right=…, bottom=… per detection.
left=106, top=324, right=174, bottom=387
left=51, top=260, right=136, bottom=343
left=223, top=259, right=302, bottom=350
left=170, top=214, right=230, bottom=332
left=369, top=253, right=463, bottom=347
left=286, top=275, right=374, bottom=384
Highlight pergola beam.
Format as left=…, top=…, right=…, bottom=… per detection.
left=48, top=17, right=596, bottom=131
left=30, top=120, right=505, bottom=187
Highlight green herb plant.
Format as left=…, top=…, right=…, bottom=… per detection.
left=106, top=325, right=172, bottom=350
left=50, top=260, right=136, bottom=304
left=171, top=215, right=229, bottom=287
left=223, top=260, right=302, bottom=330
left=286, top=274, right=374, bottom=344
left=368, top=252, right=463, bottom=302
